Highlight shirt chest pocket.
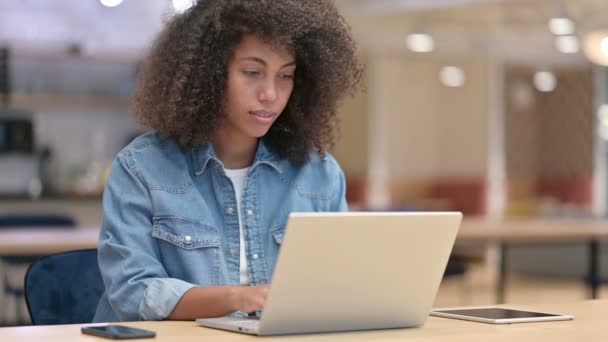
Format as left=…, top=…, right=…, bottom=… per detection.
left=151, top=216, right=222, bottom=284
left=152, top=216, right=220, bottom=249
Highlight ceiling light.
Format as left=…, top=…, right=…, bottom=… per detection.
left=533, top=71, right=557, bottom=92
left=583, top=31, right=608, bottom=66
left=439, top=66, right=465, bottom=87
left=406, top=33, right=434, bottom=53
left=549, top=17, right=575, bottom=35
left=601, top=37, right=608, bottom=56
left=554, top=35, right=579, bottom=54
left=172, top=0, right=195, bottom=14
left=99, top=0, right=124, bottom=8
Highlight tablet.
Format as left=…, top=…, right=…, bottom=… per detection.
left=431, top=307, right=574, bottom=324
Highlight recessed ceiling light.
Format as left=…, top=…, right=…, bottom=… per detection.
left=533, top=71, right=557, bottom=92
left=406, top=33, right=434, bottom=53
left=601, top=37, right=608, bottom=57
left=549, top=17, right=575, bottom=36
left=172, top=0, right=195, bottom=14
left=555, top=35, right=579, bottom=54
left=582, top=31, right=608, bottom=66
left=439, top=66, right=465, bottom=87
left=99, top=0, right=124, bottom=8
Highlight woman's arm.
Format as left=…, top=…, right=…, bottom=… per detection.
left=168, top=285, right=269, bottom=320
left=99, top=150, right=195, bottom=321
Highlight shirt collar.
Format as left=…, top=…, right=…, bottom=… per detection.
left=192, top=139, right=283, bottom=175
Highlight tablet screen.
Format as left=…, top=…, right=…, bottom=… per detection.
left=435, top=308, right=560, bottom=319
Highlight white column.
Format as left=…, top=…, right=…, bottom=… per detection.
left=366, top=52, right=391, bottom=209
left=486, top=54, right=506, bottom=220
left=593, top=66, right=607, bottom=217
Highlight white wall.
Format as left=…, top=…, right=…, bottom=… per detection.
left=368, top=53, right=489, bottom=182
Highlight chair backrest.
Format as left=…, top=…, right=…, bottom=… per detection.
left=24, top=249, right=104, bottom=325
left=0, top=214, right=76, bottom=228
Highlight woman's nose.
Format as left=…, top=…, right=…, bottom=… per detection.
left=258, top=80, right=277, bottom=103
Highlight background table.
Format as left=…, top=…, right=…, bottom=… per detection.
left=0, top=228, right=99, bottom=255
left=2, top=218, right=607, bottom=303
left=458, top=218, right=608, bottom=302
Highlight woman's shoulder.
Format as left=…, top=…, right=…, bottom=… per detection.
left=118, top=132, right=184, bottom=159
left=114, top=132, right=191, bottom=172
left=279, top=151, right=344, bottom=184
left=121, top=132, right=170, bottom=152
left=306, top=151, right=342, bottom=171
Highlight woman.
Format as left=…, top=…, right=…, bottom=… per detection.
left=94, top=0, right=362, bottom=322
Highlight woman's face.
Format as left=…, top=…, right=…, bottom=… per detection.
left=221, top=34, right=296, bottom=141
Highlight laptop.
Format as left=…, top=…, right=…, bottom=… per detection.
left=196, top=211, right=462, bottom=335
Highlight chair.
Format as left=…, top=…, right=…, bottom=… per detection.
left=0, top=214, right=76, bottom=325
left=441, top=254, right=482, bottom=306
left=24, top=249, right=104, bottom=325
left=0, top=215, right=75, bottom=228
left=444, top=258, right=468, bottom=277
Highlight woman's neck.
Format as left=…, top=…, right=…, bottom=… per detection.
left=212, top=130, right=258, bottom=169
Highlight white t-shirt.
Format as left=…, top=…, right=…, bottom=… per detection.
left=224, top=167, right=251, bottom=285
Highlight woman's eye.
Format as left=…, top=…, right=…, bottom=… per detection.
left=244, top=70, right=261, bottom=77
left=280, top=74, right=294, bottom=80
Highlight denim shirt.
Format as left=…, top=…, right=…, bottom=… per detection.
left=93, top=132, right=347, bottom=322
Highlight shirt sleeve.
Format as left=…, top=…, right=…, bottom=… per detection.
left=332, top=163, right=349, bottom=212
left=98, top=150, right=196, bottom=321
left=138, top=278, right=196, bottom=320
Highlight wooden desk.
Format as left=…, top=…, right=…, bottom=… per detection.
left=0, top=300, right=604, bottom=341
left=459, top=218, right=608, bottom=302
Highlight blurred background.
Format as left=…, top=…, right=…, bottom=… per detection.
left=2, top=0, right=608, bottom=326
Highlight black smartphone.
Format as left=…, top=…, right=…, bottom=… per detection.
left=81, top=325, right=156, bottom=339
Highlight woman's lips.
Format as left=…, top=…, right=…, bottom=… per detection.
left=250, top=110, right=276, bottom=124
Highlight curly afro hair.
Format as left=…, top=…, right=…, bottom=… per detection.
left=133, top=0, right=363, bottom=165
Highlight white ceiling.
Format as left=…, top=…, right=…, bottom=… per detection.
left=1, top=0, right=608, bottom=63
left=0, top=0, right=169, bottom=61
left=344, top=0, right=608, bottom=65
left=334, top=0, right=504, bottom=15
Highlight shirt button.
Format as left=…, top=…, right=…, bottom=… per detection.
left=226, top=207, right=234, bottom=215
left=185, top=235, right=192, bottom=242
left=246, top=209, right=253, bottom=216
left=252, top=253, right=259, bottom=260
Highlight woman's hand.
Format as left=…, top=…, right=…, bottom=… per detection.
left=169, top=285, right=270, bottom=320
left=231, top=285, right=270, bottom=314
